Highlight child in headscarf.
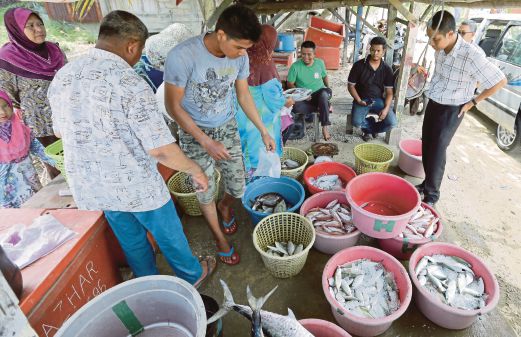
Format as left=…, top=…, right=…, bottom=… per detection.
left=0, top=90, right=55, bottom=208
left=235, top=24, right=294, bottom=181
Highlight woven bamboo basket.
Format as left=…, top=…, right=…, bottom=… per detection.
left=44, top=139, right=67, bottom=181
left=253, top=212, right=315, bottom=278
left=167, top=170, right=221, bottom=216
left=280, top=147, right=309, bottom=179
left=353, top=143, right=394, bottom=174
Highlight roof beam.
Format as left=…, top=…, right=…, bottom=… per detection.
left=388, top=0, right=418, bottom=25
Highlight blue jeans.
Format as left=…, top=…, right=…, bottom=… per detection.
left=104, top=200, right=202, bottom=284
left=351, top=98, right=397, bottom=134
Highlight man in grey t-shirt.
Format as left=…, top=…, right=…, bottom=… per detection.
left=164, top=5, right=275, bottom=266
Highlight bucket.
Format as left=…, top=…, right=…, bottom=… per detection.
left=242, top=176, right=305, bottom=225
left=322, top=246, right=412, bottom=337
left=409, top=242, right=500, bottom=330
left=300, top=191, right=361, bottom=254
left=345, top=172, right=421, bottom=239
left=201, top=295, right=223, bottom=337
left=377, top=202, right=443, bottom=260
left=398, top=139, right=425, bottom=178
left=304, top=162, right=357, bottom=195
left=275, top=33, right=296, bottom=52
left=299, top=318, right=352, bottom=336
left=55, top=276, right=206, bottom=337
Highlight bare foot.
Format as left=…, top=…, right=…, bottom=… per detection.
left=322, top=127, right=331, bottom=141
left=216, top=241, right=240, bottom=265
left=217, top=200, right=237, bottom=234
left=194, top=256, right=216, bottom=289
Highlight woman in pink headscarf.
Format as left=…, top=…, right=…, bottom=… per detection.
left=235, top=25, right=294, bottom=181
left=0, top=90, right=56, bottom=208
left=0, top=7, right=65, bottom=179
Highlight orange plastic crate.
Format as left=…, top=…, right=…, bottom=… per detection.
left=304, top=27, right=344, bottom=48
left=310, top=16, right=345, bottom=37
left=315, top=46, right=341, bottom=70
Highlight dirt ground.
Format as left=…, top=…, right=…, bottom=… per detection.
left=290, top=65, right=521, bottom=336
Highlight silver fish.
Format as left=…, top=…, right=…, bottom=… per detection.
left=208, top=280, right=314, bottom=337
left=305, top=201, right=356, bottom=236
left=281, top=159, right=300, bottom=170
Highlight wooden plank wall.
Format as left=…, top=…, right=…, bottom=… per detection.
left=44, top=1, right=103, bottom=23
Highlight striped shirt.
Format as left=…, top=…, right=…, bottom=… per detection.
left=427, top=35, right=505, bottom=106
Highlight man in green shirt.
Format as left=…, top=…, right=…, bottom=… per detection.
left=287, top=40, right=332, bottom=141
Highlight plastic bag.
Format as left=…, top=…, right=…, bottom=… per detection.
left=280, top=106, right=294, bottom=132
left=0, top=214, right=77, bottom=269
left=253, top=148, right=281, bottom=178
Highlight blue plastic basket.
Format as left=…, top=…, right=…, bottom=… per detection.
left=242, top=176, right=305, bottom=225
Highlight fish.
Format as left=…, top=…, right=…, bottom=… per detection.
left=305, top=201, right=356, bottom=236
left=266, top=241, right=302, bottom=257
left=401, top=205, right=439, bottom=240
left=251, top=193, right=289, bottom=214
left=281, top=159, right=300, bottom=170
left=309, top=174, right=343, bottom=191
left=415, top=254, right=487, bottom=310
left=208, top=280, right=314, bottom=337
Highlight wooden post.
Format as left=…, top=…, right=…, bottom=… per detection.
left=205, top=0, right=233, bottom=29
left=275, top=12, right=294, bottom=30
left=386, top=2, right=420, bottom=145
left=353, top=5, right=363, bottom=62
left=0, top=273, right=38, bottom=337
left=386, top=5, right=397, bottom=66
left=343, top=7, right=349, bottom=66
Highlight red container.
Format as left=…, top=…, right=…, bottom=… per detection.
left=0, top=209, right=123, bottom=337
left=304, top=162, right=357, bottom=195
left=322, top=246, right=412, bottom=336
left=377, top=202, right=444, bottom=260
left=300, top=191, right=361, bottom=254
left=304, top=27, right=344, bottom=48
left=409, top=243, right=500, bottom=330
left=345, top=172, right=421, bottom=239
left=299, top=318, right=352, bottom=336
left=315, top=46, right=341, bottom=70
left=310, top=16, right=345, bottom=36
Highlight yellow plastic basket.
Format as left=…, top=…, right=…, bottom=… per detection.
left=253, top=212, right=315, bottom=278
left=353, top=143, right=394, bottom=174
left=280, top=147, right=309, bottom=179
left=44, top=139, right=67, bottom=180
left=167, top=170, right=221, bottom=216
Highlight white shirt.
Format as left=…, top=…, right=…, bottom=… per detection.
left=48, top=48, right=175, bottom=212
left=427, top=36, right=505, bottom=106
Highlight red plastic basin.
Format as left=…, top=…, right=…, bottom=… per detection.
left=377, top=202, right=443, bottom=260
left=322, top=246, right=412, bottom=337
left=398, top=139, right=424, bottom=178
left=304, top=162, right=357, bottom=195
left=409, top=242, right=500, bottom=330
left=300, top=191, right=361, bottom=254
left=345, top=172, right=421, bottom=239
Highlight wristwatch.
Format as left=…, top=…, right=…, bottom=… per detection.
left=471, top=98, right=478, bottom=105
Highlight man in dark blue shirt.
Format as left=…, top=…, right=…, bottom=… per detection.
left=348, top=36, right=396, bottom=141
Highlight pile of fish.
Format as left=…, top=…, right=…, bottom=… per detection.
left=265, top=241, right=304, bottom=257
left=398, top=205, right=440, bottom=240
left=251, top=193, right=289, bottom=214
left=415, top=254, right=487, bottom=310
left=281, top=159, right=301, bottom=170
left=305, top=199, right=356, bottom=235
left=328, top=259, right=400, bottom=318
left=309, top=174, right=343, bottom=191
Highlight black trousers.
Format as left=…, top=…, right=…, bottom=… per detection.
left=420, top=99, right=463, bottom=203
left=291, top=87, right=332, bottom=126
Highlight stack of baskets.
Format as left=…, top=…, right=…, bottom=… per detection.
left=167, top=170, right=221, bottom=216
left=353, top=143, right=394, bottom=174
left=280, top=147, right=308, bottom=179
left=253, top=213, right=315, bottom=278
left=44, top=139, right=67, bottom=181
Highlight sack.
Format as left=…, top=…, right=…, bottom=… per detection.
left=253, top=148, right=281, bottom=178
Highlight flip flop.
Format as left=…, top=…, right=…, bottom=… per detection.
left=217, top=246, right=240, bottom=266
left=194, top=255, right=216, bottom=289
left=222, top=216, right=238, bottom=235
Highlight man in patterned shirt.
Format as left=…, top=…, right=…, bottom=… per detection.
left=418, top=11, right=507, bottom=206
left=48, top=11, right=215, bottom=287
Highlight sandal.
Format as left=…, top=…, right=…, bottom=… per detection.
left=217, top=246, right=240, bottom=266
left=222, top=215, right=238, bottom=235
left=194, top=255, right=217, bottom=289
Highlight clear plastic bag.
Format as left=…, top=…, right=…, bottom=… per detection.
left=253, top=148, right=281, bottom=178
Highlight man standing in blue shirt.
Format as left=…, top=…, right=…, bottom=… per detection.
left=164, top=5, right=275, bottom=266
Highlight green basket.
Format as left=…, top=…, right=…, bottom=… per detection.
left=280, top=147, right=309, bottom=179
left=44, top=139, right=67, bottom=180
left=253, top=212, right=315, bottom=279
left=167, top=170, right=221, bottom=217
left=353, top=143, right=394, bottom=174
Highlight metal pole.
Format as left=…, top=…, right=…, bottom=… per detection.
left=353, top=5, right=363, bottom=62
left=343, top=7, right=349, bottom=66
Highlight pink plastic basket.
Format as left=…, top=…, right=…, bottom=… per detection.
left=300, top=191, right=361, bottom=254
left=299, top=318, right=352, bottom=337
left=398, top=139, right=425, bottom=178
left=322, top=246, right=412, bottom=336
left=409, top=242, right=500, bottom=330
left=345, top=172, right=421, bottom=239
left=378, top=202, right=443, bottom=260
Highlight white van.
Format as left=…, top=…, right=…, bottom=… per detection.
left=471, top=14, right=521, bottom=151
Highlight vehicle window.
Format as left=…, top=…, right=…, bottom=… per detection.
left=494, top=25, right=521, bottom=66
